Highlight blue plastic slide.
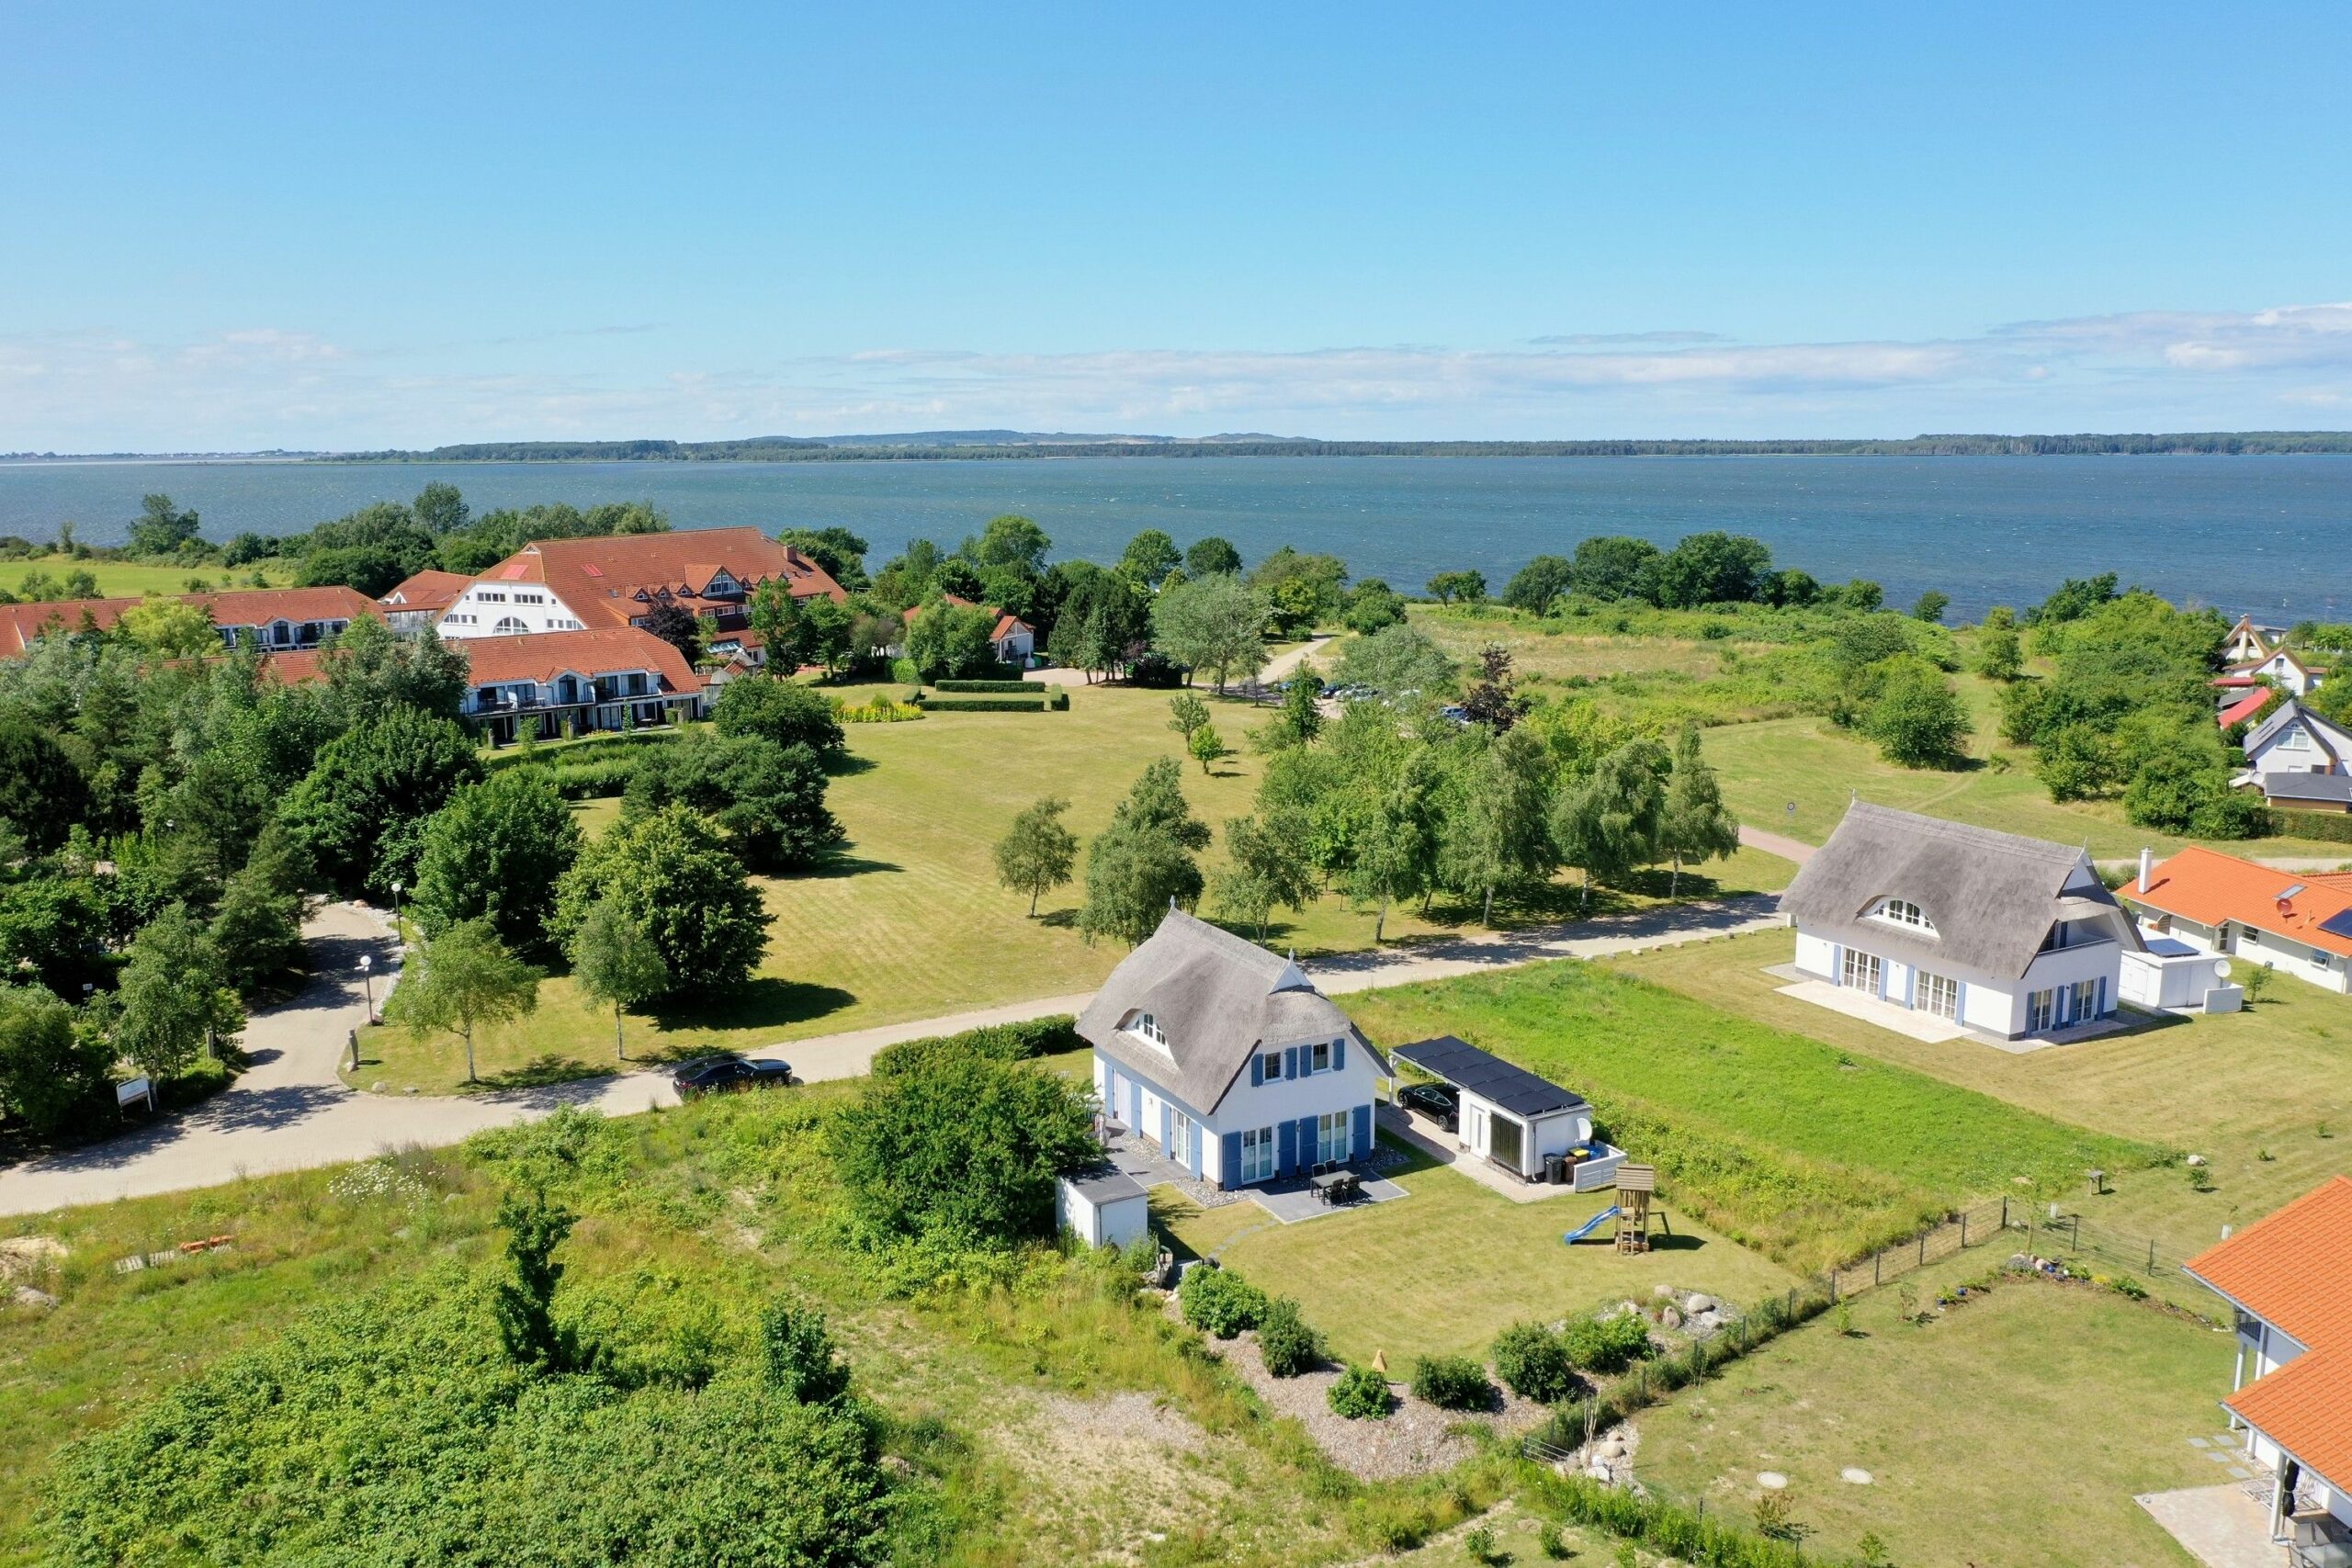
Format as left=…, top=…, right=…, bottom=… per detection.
left=1562, top=1206, right=1620, bottom=1245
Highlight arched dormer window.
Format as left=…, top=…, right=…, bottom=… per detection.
left=1871, top=897, right=1935, bottom=933
left=492, top=615, right=529, bottom=635
left=1129, top=1011, right=1168, bottom=1048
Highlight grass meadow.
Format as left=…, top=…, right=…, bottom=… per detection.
left=1343, top=957, right=2165, bottom=1274
left=0, top=553, right=296, bottom=599
left=351, top=681, right=1794, bottom=1094
left=1610, top=926, right=2352, bottom=1311
left=0, top=1076, right=1510, bottom=1568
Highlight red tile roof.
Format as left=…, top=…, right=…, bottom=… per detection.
left=899, top=594, right=1032, bottom=641
left=487, top=528, right=843, bottom=629
left=2127, top=846, right=2352, bottom=960
left=455, top=626, right=703, bottom=695
left=379, top=570, right=475, bottom=612
left=2218, top=689, right=2273, bottom=728
left=0, top=586, right=375, bottom=655
left=2186, top=1178, right=2352, bottom=1492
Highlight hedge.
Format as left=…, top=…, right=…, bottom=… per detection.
left=2274, top=809, right=2352, bottom=844
left=542, top=758, right=641, bottom=799
left=933, top=679, right=1038, bottom=694
left=483, top=729, right=684, bottom=770
left=918, top=696, right=1050, bottom=713
left=868, top=1016, right=1081, bottom=1079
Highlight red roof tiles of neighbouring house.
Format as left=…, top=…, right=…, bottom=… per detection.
left=453, top=626, right=704, bottom=695
left=2218, top=689, right=2273, bottom=728
left=485, top=528, right=843, bottom=629
left=379, top=570, right=475, bottom=612
left=2186, top=1178, right=2352, bottom=1493
left=0, top=586, right=377, bottom=656
left=2126, top=845, right=2352, bottom=961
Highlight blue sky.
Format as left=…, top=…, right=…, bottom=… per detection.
left=4, top=2, right=2349, bottom=448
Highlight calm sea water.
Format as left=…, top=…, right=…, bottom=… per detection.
left=0, top=455, right=2346, bottom=622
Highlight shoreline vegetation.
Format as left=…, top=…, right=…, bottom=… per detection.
left=7, top=428, right=2352, bottom=463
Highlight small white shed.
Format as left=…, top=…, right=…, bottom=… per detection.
left=2120, top=934, right=2234, bottom=1010
left=1057, top=1168, right=1151, bottom=1249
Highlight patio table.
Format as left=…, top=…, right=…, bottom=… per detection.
left=1311, top=1170, right=1359, bottom=1204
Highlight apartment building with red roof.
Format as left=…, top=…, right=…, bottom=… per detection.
left=0, top=585, right=375, bottom=657
left=2185, top=1177, right=2352, bottom=1554
left=430, top=527, right=843, bottom=641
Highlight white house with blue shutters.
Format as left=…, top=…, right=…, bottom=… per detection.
left=1079, top=908, right=1386, bottom=1191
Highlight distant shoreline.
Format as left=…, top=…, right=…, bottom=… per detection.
left=6, top=430, right=2352, bottom=465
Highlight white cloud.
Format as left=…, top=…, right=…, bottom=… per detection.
left=3, top=305, right=2350, bottom=450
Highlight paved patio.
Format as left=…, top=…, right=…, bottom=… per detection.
left=2137, top=1482, right=2297, bottom=1568
left=1767, top=966, right=2132, bottom=1053
left=1101, top=1126, right=1408, bottom=1224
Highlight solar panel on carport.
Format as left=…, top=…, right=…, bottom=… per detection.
left=1388, top=1035, right=1588, bottom=1120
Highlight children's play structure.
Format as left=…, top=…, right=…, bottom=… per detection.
left=1563, top=1163, right=1657, bottom=1253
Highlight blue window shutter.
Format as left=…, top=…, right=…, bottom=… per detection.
left=1159, top=1100, right=1170, bottom=1148
left=1220, top=1131, right=1241, bottom=1189
left=1297, top=1114, right=1317, bottom=1165
left=1250, top=1054, right=1262, bottom=1088
left=1278, top=1120, right=1296, bottom=1175
left=1352, top=1102, right=1372, bottom=1159
left=1333, top=1037, right=1346, bottom=1072
left=1284, top=1045, right=1297, bottom=1079
left=2098, top=977, right=2108, bottom=1016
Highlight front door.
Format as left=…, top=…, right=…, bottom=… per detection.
left=1464, top=1102, right=1486, bottom=1155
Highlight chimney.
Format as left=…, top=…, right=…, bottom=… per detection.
left=2137, top=847, right=2154, bottom=894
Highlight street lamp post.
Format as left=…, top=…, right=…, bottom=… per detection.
left=390, top=881, right=405, bottom=942
left=357, top=954, right=375, bottom=1024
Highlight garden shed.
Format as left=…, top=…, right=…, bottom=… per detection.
left=1391, top=1035, right=1620, bottom=1188
left=1056, top=1168, right=1150, bottom=1249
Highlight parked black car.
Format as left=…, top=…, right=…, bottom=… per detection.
left=671, top=1054, right=795, bottom=1099
left=1396, top=1081, right=1459, bottom=1130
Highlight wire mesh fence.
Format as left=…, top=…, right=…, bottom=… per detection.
left=1827, top=1194, right=2193, bottom=1302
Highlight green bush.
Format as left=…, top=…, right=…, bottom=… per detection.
left=1178, top=1264, right=1268, bottom=1338
left=1326, top=1363, right=1393, bottom=1420
left=1562, top=1312, right=1655, bottom=1375
left=542, top=758, right=641, bottom=799
left=1048, top=689, right=1070, bottom=711
left=483, top=729, right=683, bottom=771
left=1493, top=1320, right=1578, bottom=1403
left=933, top=679, right=1037, bottom=694
left=868, top=1016, right=1080, bottom=1078
left=890, top=657, right=922, bottom=684
left=1255, top=1296, right=1324, bottom=1377
left=1527, top=1469, right=1815, bottom=1568
left=916, top=696, right=1049, bottom=713
left=1408, top=1353, right=1494, bottom=1410
left=2274, top=807, right=2352, bottom=843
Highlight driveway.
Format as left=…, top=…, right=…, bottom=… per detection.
left=1023, top=635, right=1335, bottom=692
left=0, top=892, right=1777, bottom=1218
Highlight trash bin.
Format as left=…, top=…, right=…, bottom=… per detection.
left=1544, top=1153, right=1569, bottom=1186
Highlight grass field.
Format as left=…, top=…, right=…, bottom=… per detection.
left=0, top=553, right=294, bottom=599
left=1609, top=927, right=2352, bottom=1309
left=351, top=682, right=1792, bottom=1094
left=1344, top=958, right=2163, bottom=1272
left=1159, top=1146, right=1801, bottom=1366
left=1634, top=1274, right=2224, bottom=1568
left=0, top=1081, right=1456, bottom=1568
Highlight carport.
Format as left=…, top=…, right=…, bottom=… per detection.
left=1390, top=1035, right=1621, bottom=1189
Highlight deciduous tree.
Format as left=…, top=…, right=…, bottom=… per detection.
left=712, top=674, right=846, bottom=753
left=411, top=770, right=583, bottom=953
left=1501, top=555, right=1574, bottom=616
left=1148, top=572, right=1268, bottom=692
left=551, top=806, right=772, bottom=995
left=567, top=896, right=669, bottom=1061
left=1442, top=728, right=1557, bottom=925
left=992, top=796, right=1079, bottom=917
left=1657, top=725, right=1741, bottom=896
left=387, top=917, right=541, bottom=1084
left=1553, top=739, right=1669, bottom=910
left=1080, top=758, right=1209, bottom=943
left=1212, top=809, right=1318, bottom=940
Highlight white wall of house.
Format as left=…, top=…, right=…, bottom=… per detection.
left=1456, top=1089, right=1592, bottom=1179
left=1093, top=1032, right=1382, bottom=1190
left=1792, top=915, right=2121, bottom=1037
left=2246, top=711, right=2352, bottom=784
left=2141, top=910, right=2352, bottom=997
left=994, top=626, right=1035, bottom=664
left=437, top=584, right=590, bottom=637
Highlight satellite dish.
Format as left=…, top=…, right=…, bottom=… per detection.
left=2214, top=959, right=2233, bottom=979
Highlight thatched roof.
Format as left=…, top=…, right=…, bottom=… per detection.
left=1779, top=802, right=2123, bottom=979
left=1078, top=908, right=1381, bottom=1114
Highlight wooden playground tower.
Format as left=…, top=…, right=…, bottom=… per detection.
left=1613, top=1163, right=1656, bottom=1255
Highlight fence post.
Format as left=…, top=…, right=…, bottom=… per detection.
left=1919, top=1233, right=1928, bottom=1267
left=1962, top=1210, right=1969, bottom=1247
left=2002, top=1194, right=2010, bottom=1231
left=1874, top=1250, right=1882, bottom=1287
left=2148, top=1238, right=2157, bottom=1274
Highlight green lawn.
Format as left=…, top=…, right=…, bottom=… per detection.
left=1634, top=1274, right=2224, bottom=1568
left=0, top=553, right=295, bottom=599
left=1159, top=1151, right=1801, bottom=1366
left=1609, top=927, right=2352, bottom=1310
left=1344, top=958, right=2163, bottom=1272
left=351, top=682, right=1792, bottom=1094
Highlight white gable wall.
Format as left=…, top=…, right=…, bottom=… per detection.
left=1093, top=1030, right=1383, bottom=1190
left=2247, top=710, right=2352, bottom=784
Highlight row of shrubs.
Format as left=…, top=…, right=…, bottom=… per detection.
left=2275, top=808, right=2352, bottom=845
left=917, top=694, right=1067, bottom=713
left=482, top=727, right=684, bottom=770
left=836, top=695, right=924, bottom=723
left=1176, top=1265, right=1507, bottom=1420
left=933, top=679, right=1038, bottom=694
left=1523, top=1470, right=1825, bottom=1568
left=1523, top=1283, right=1837, bottom=1450
left=1493, top=1312, right=1656, bottom=1403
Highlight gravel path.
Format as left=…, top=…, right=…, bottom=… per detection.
left=0, top=893, right=1775, bottom=1218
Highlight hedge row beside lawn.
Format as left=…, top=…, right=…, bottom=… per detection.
left=2273, top=809, right=2352, bottom=844
left=918, top=693, right=1068, bottom=712
left=933, top=679, right=1039, bottom=694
